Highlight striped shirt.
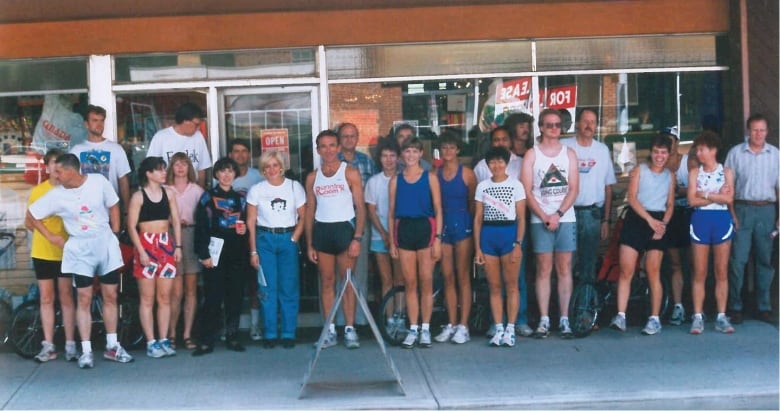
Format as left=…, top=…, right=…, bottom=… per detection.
left=724, top=142, right=779, bottom=202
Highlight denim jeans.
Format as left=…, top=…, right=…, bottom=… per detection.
left=574, top=207, right=602, bottom=283
left=257, top=230, right=300, bottom=339
left=729, top=204, right=776, bottom=312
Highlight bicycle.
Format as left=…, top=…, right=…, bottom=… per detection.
left=377, top=262, right=492, bottom=346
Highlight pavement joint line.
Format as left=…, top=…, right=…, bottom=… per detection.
left=413, top=347, right=443, bottom=409
left=3, top=361, right=41, bottom=410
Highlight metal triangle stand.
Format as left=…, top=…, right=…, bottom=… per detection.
left=299, top=268, right=405, bottom=398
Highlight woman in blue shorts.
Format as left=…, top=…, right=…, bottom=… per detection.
left=474, top=147, right=526, bottom=347
left=388, top=137, right=443, bottom=349
left=687, top=131, right=735, bottom=335
left=434, top=132, right=477, bottom=344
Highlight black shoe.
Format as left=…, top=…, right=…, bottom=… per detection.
left=226, top=339, right=246, bottom=352
left=728, top=311, right=743, bottom=324
left=192, top=344, right=213, bottom=357
left=262, top=339, right=277, bottom=349
left=281, top=338, right=295, bottom=349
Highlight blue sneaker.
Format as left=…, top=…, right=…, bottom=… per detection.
left=147, top=341, right=166, bottom=358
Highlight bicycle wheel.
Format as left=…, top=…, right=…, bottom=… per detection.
left=8, top=300, right=43, bottom=359
left=377, top=286, right=408, bottom=346
left=568, top=283, right=600, bottom=338
left=0, top=299, right=11, bottom=345
left=468, top=276, right=491, bottom=336
left=118, top=296, right=143, bottom=349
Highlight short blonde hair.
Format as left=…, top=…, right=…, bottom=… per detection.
left=259, top=150, right=286, bottom=173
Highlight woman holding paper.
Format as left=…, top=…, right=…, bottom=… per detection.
left=246, top=150, right=306, bottom=349
left=192, top=157, right=249, bottom=356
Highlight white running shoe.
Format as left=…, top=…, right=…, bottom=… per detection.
left=434, top=324, right=455, bottom=343
left=451, top=325, right=470, bottom=344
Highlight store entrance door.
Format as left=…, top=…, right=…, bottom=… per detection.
left=220, top=86, right=321, bottom=315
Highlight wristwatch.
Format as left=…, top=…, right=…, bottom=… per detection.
left=556, top=209, right=565, bottom=218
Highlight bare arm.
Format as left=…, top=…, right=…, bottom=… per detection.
left=166, top=187, right=182, bottom=262
left=661, top=173, right=676, bottom=225
left=520, top=148, right=546, bottom=220
left=119, top=175, right=130, bottom=216
left=602, top=184, right=613, bottom=240
left=387, top=176, right=398, bottom=259
left=247, top=203, right=259, bottom=269
left=304, top=172, right=318, bottom=264
left=473, top=200, right=485, bottom=265
left=346, top=166, right=365, bottom=259
left=25, top=210, right=65, bottom=249
left=428, top=171, right=443, bottom=261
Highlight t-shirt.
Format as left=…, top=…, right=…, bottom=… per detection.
left=28, top=174, right=118, bottom=239
left=214, top=167, right=263, bottom=197
left=168, top=182, right=204, bottom=225
left=561, top=137, right=616, bottom=207
left=364, top=172, right=392, bottom=242
left=28, top=179, right=67, bottom=261
left=147, top=127, right=212, bottom=171
left=246, top=178, right=305, bottom=228
left=69, top=139, right=131, bottom=196
left=475, top=177, right=526, bottom=222
left=474, top=153, right=523, bottom=183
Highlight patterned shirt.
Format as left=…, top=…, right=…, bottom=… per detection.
left=338, top=151, right=376, bottom=187
left=725, top=142, right=779, bottom=202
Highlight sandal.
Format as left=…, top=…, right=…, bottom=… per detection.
left=183, top=338, right=197, bottom=350
left=167, top=337, right=177, bottom=350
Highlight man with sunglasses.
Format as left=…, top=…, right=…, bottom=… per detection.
left=520, top=108, right=579, bottom=339
left=147, top=102, right=212, bottom=187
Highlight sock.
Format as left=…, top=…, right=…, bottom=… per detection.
left=410, top=324, right=419, bottom=332
left=675, top=303, right=684, bottom=309
left=250, top=308, right=260, bottom=328
left=328, top=323, right=336, bottom=334
left=506, top=324, right=515, bottom=333
left=560, top=316, right=569, bottom=324
left=65, top=341, right=76, bottom=350
left=649, top=316, right=659, bottom=321
left=147, top=339, right=157, bottom=347
left=106, top=333, right=118, bottom=349
left=618, top=312, right=626, bottom=319
left=81, top=341, right=92, bottom=354
left=717, top=312, right=726, bottom=320
left=345, top=326, right=354, bottom=333
left=540, top=316, right=550, bottom=326
left=421, top=323, right=430, bottom=331
left=495, top=323, right=504, bottom=332
left=693, top=313, right=703, bottom=320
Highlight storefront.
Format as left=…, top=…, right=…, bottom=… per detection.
left=0, top=0, right=773, bottom=314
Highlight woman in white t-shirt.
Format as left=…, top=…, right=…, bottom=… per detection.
left=247, top=150, right=306, bottom=349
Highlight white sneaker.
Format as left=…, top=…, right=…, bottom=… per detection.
left=318, top=330, right=338, bottom=349
left=419, top=329, right=432, bottom=347
left=451, top=325, right=470, bottom=344
left=489, top=330, right=503, bottom=347
left=500, top=330, right=516, bottom=347
left=434, top=324, right=455, bottom=343
left=401, top=330, right=418, bottom=349
left=250, top=325, right=263, bottom=341
left=669, top=305, right=685, bottom=326
left=516, top=323, right=534, bottom=337
left=78, top=352, right=94, bottom=369
left=344, top=328, right=360, bottom=349
left=65, top=344, right=79, bottom=362
left=104, top=344, right=134, bottom=363
left=641, top=317, right=662, bottom=335
left=147, top=341, right=166, bottom=358
left=34, top=342, right=57, bottom=363
left=160, top=339, right=177, bottom=357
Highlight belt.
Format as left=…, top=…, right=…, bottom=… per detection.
left=181, top=224, right=196, bottom=228
left=257, top=225, right=295, bottom=234
left=735, top=200, right=776, bottom=207
left=483, top=220, right=516, bottom=226
left=574, top=204, right=601, bottom=211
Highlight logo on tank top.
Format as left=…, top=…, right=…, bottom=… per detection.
left=315, top=183, right=346, bottom=196
left=540, top=164, right=569, bottom=197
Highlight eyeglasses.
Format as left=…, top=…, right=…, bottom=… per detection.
left=190, top=119, right=202, bottom=127
left=543, top=122, right=562, bottom=129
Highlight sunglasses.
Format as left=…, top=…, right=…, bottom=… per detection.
left=543, top=122, right=562, bottom=129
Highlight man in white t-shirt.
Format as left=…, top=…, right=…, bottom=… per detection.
left=561, top=108, right=616, bottom=284
left=474, top=126, right=522, bottom=183
left=27, top=154, right=133, bottom=369
left=69, top=105, right=131, bottom=213
left=147, top=102, right=212, bottom=187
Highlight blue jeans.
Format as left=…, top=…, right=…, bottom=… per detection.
left=574, top=207, right=602, bottom=283
left=729, top=204, right=776, bottom=312
left=257, top=231, right=300, bottom=339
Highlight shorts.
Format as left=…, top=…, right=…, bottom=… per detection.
left=395, top=217, right=435, bottom=251
left=178, top=226, right=199, bottom=274
left=690, top=209, right=734, bottom=245
left=531, top=222, right=577, bottom=253
left=370, top=239, right=388, bottom=254
left=441, top=209, right=473, bottom=245
left=666, top=206, right=692, bottom=248
left=61, top=231, right=124, bottom=279
left=313, top=220, right=354, bottom=255
left=32, top=258, right=68, bottom=280
left=133, top=231, right=177, bottom=279
left=480, top=224, right=516, bottom=257
left=619, top=208, right=668, bottom=252
left=72, top=269, right=119, bottom=288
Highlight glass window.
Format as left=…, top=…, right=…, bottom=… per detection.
left=114, top=48, right=317, bottom=83
left=0, top=58, right=87, bottom=93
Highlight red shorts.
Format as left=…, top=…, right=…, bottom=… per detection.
left=133, top=232, right=177, bottom=279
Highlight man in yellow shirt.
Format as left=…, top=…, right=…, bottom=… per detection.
left=25, top=149, right=77, bottom=362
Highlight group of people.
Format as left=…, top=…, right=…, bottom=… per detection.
left=23, top=100, right=777, bottom=367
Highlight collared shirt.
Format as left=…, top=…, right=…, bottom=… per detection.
left=338, top=150, right=376, bottom=187
left=724, top=142, right=779, bottom=202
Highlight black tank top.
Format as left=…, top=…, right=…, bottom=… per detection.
left=138, top=188, right=170, bottom=223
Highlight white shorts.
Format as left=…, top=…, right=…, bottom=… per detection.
left=61, top=231, right=123, bottom=277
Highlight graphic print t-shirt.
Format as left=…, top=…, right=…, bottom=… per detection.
left=475, top=177, right=526, bottom=222
left=246, top=179, right=305, bottom=228
left=70, top=139, right=131, bottom=195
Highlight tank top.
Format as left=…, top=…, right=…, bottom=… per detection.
left=395, top=170, right=433, bottom=218
left=438, top=165, right=469, bottom=214
left=530, top=145, right=575, bottom=223
left=313, top=162, right=355, bottom=222
left=138, top=187, right=170, bottom=223
left=696, top=163, right=728, bottom=211
left=637, top=163, right=671, bottom=212
left=674, top=154, right=690, bottom=207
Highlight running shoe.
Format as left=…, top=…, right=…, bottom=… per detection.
left=489, top=330, right=503, bottom=346
left=78, top=352, right=94, bottom=369
left=434, top=324, right=455, bottom=343
left=641, top=317, right=662, bottom=335
left=419, top=329, right=432, bottom=348
left=669, top=305, right=685, bottom=326
left=533, top=322, right=550, bottom=339
left=401, top=330, right=418, bottom=349
left=147, top=341, right=166, bottom=358
left=609, top=315, right=626, bottom=332
left=516, top=323, right=534, bottom=337
left=344, top=328, right=360, bottom=349
left=486, top=324, right=496, bottom=338
left=318, top=330, right=338, bottom=349
left=715, top=316, right=735, bottom=334
left=559, top=318, right=573, bottom=339
left=250, top=324, right=263, bottom=341
left=500, top=330, right=516, bottom=347
left=104, top=344, right=134, bottom=363
left=451, top=325, right=470, bottom=344
left=34, top=342, right=56, bottom=363
left=690, top=315, right=704, bottom=335
left=65, top=344, right=79, bottom=362
left=160, top=339, right=177, bottom=356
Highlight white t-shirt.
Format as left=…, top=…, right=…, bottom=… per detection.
left=474, top=153, right=523, bottom=183
left=561, top=137, right=616, bottom=207
left=69, top=139, right=131, bottom=195
left=475, top=177, right=526, bottom=222
left=364, top=172, right=392, bottom=242
left=246, top=178, right=305, bottom=228
left=28, top=174, right=118, bottom=239
left=147, top=127, right=212, bottom=171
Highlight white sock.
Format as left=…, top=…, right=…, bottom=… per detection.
left=106, top=333, right=118, bottom=349
left=693, top=313, right=703, bottom=320
left=81, top=341, right=92, bottom=354
left=421, top=323, right=430, bottom=331
left=675, top=303, right=683, bottom=309
left=495, top=323, right=504, bottom=332
left=345, top=326, right=354, bottom=333
left=65, top=341, right=76, bottom=350
left=618, top=312, right=626, bottom=319
left=540, top=316, right=550, bottom=326
left=506, top=324, right=515, bottom=333
left=410, top=324, right=419, bottom=332
left=147, top=339, right=157, bottom=347
left=328, top=323, right=336, bottom=333
left=717, top=312, right=726, bottom=320
left=649, top=316, right=659, bottom=321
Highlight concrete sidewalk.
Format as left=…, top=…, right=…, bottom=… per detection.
left=1, top=319, right=777, bottom=410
